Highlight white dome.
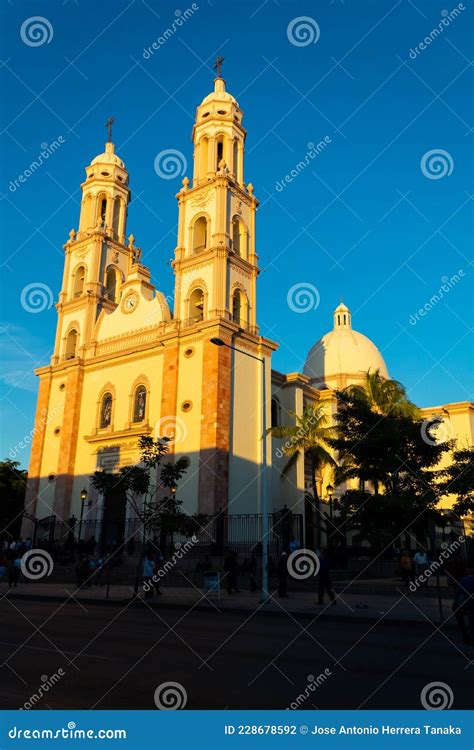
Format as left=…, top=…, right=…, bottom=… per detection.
left=90, top=142, right=125, bottom=169
left=304, top=303, right=389, bottom=390
left=200, top=77, right=238, bottom=107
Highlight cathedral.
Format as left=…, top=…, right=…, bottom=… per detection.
left=23, top=72, right=473, bottom=548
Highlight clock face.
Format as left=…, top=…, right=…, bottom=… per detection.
left=122, top=292, right=138, bottom=313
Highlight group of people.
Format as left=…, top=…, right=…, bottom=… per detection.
left=75, top=552, right=112, bottom=587
left=220, top=548, right=336, bottom=606
left=0, top=537, right=33, bottom=588
left=275, top=549, right=336, bottom=605
left=399, top=548, right=430, bottom=587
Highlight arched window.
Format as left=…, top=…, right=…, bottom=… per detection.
left=231, top=217, right=247, bottom=258
left=189, top=288, right=204, bottom=323
left=192, top=217, right=208, bottom=253
left=65, top=329, right=77, bottom=360
left=100, top=392, right=113, bottom=429
left=133, top=386, right=147, bottom=423
left=112, top=197, right=121, bottom=237
left=232, top=217, right=241, bottom=255
left=232, top=289, right=242, bottom=325
left=99, top=197, right=107, bottom=225
left=73, top=266, right=85, bottom=298
left=271, top=398, right=281, bottom=428
left=105, top=267, right=118, bottom=302
left=216, top=136, right=224, bottom=169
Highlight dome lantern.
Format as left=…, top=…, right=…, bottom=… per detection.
left=304, top=302, right=389, bottom=390
left=333, top=302, right=351, bottom=330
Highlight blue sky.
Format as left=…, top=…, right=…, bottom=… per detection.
left=1, top=0, right=472, bottom=467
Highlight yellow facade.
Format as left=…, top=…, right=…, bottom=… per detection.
left=24, top=75, right=472, bottom=547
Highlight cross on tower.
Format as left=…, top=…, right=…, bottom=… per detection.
left=105, top=116, right=115, bottom=142
left=213, top=56, right=224, bottom=78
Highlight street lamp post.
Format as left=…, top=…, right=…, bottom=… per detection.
left=78, top=488, right=91, bottom=544
left=210, top=337, right=269, bottom=602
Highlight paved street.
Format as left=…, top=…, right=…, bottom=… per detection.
left=0, top=599, right=472, bottom=710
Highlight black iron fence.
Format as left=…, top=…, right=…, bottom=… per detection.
left=75, top=512, right=303, bottom=557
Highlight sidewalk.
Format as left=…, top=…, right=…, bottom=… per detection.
left=0, top=580, right=459, bottom=629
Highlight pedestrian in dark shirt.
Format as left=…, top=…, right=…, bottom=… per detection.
left=224, top=551, right=240, bottom=593
left=317, top=550, right=336, bottom=605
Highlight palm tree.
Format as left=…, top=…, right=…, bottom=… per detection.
left=343, top=369, right=419, bottom=418
left=268, top=404, right=336, bottom=549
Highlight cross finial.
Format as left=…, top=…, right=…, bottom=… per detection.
left=213, top=56, right=224, bottom=78
left=105, top=116, right=115, bottom=143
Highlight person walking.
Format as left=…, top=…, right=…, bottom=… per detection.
left=413, top=549, right=429, bottom=579
left=277, top=551, right=288, bottom=597
left=224, top=550, right=240, bottom=594
left=142, top=553, right=155, bottom=599
left=317, top=550, right=336, bottom=605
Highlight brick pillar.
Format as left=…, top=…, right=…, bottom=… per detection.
left=159, top=343, right=179, bottom=451
left=53, top=366, right=84, bottom=526
left=198, top=338, right=231, bottom=514
left=22, top=374, right=52, bottom=536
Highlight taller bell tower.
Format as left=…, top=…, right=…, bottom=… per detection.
left=166, top=69, right=277, bottom=517
left=172, top=71, right=259, bottom=331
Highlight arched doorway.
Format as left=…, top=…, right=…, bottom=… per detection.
left=101, top=487, right=127, bottom=552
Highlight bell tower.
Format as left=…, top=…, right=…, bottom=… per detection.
left=52, top=123, right=136, bottom=365
left=172, top=67, right=259, bottom=332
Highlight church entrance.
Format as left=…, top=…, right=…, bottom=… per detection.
left=101, top=487, right=127, bottom=551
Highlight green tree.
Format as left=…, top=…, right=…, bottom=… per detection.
left=268, top=405, right=335, bottom=549
left=91, top=436, right=206, bottom=594
left=0, top=459, right=28, bottom=540
left=344, top=369, right=419, bottom=418
left=330, top=394, right=450, bottom=552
